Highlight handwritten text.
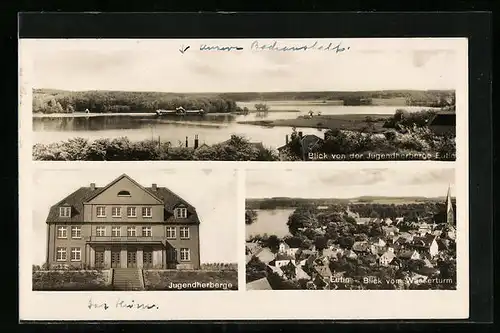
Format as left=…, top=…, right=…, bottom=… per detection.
left=250, top=40, right=350, bottom=53
left=88, top=297, right=159, bottom=310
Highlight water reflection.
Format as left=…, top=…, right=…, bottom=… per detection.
left=32, top=104, right=430, bottom=148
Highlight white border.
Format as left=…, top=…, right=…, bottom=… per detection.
left=19, top=37, right=469, bottom=321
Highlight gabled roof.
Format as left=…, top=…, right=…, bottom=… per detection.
left=45, top=174, right=200, bottom=224
left=84, top=174, right=163, bottom=203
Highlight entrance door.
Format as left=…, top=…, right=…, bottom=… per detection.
left=127, top=248, right=137, bottom=268
left=143, top=248, right=153, bottom=269
left=95, top=250, right=105, bottom=268
left=111, top=249, right=120, bottom=268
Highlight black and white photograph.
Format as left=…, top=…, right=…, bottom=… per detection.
left=245, top=166, right=457, bottom=290
left=25, top=38, right=462, bottom=162
left=30, top=167, right=238, bottom=291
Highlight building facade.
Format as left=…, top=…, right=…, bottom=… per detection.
left=45, top=174, right=201, bottom=270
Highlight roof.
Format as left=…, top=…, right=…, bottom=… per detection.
left=46, top=174, right=200, bottom=224
left=275, top=253, right=295, bottom=261
left=352, top=241, right=370, bottom=252
left=380, top=251, right=396, bottom=261
left=315, top=265, right=333, bottom=278
left=412, top=234, right=436, bottom=247
left=428, top=112, right=456, bottom=126
left=246, top=277, right=273, bottom=290
left=399, top=250, right=418, bottom=259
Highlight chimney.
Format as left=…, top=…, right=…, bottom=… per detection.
left=298, top=131, right=303, bottom=138
left=152, top=183, right=157, bottom=191
left=285, top=134, right=289, bottom=144
left=90, top=183, right=96, bottom=190
left=185, top=136, right=188, bottom=147
left=194, top=134, right=199, bottom=149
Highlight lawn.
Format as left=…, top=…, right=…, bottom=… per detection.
left=143, top=269, right=238, bottom=291
left=32, top=270, right=113, bottom=291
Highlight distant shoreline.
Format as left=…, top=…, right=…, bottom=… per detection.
left=32, top=112, right=234, bottom=118
left=237, top=114, right=393, bottom=131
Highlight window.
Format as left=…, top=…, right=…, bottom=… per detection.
left=96, top=226, right=106, bottom=237
left=127, top=207, right=137, bottom=217
left=142, top=227, right=152, bottom=237
left=180, top=227, right=190, bottom=239
left=71, top=226, right=81, bottom=239
left=96, top=206, right=106, bottom=217
left=167, top=248, right=178, bottom=261
left=117, top=190, right=131, bottom=197
left=56, top=247, right=67, bottom=261
left=166, top=227, right=176, bottom=239
left=142, top=207, right=152, bottom=218
left=57, top=226, right=67, bottom=239
left=112, top=227, right=121, bottom=237
left=180, top=248, right=190, bottom=261
left=71, top=247, right=81, bottom=261
left=112, top=207, right=122, bottom=217
left=175, top=207, right=188, bottom=219
left=59, top=207, right=71, bottom=218
left=127, top=226, right=137, bottom=237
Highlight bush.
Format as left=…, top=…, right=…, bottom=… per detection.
left=33, top=135, right=279, bottom=161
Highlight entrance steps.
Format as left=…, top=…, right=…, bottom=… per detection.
left=112, top=268, right=144, bottom=291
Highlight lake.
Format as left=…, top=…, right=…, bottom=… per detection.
left=33, top=101, right=432, bottom=149
left=245, top=208, right=295, bottom=240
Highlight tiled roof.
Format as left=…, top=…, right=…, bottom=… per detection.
left=150, top=187, right=200, bottom=224
left=46, top=176, right=200, bottom=224
left=246, top=277, right=273, bottom=290
left=45, top=187, right=96, bottom=223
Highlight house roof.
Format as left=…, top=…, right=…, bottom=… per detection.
left=352, top=241, right=370, bottom=252
left=412, top=234, right=436, bottom=247
left=46, top=174, right=200, bottom=224
left=399, top=250, right=418, bottom=259
left=275, top=253, right=295, bottom=261
left=428, top=112, right=456, bottom=126
left=246, top=277, right=273, bottom=290
left=315, top=264, right=333, bottom=278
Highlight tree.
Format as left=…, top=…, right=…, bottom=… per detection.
left=265, top=235, right=280, bottom=253
left=314, top=236, right=328, bottom=252
left=245, top=209, right=258, bottom=225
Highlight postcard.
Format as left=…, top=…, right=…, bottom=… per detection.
left=20, top=38, right=464, bottom=162
left=19, top=37, right=469, bottom=321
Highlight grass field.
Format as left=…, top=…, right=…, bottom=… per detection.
left=143, top=269, right=238, bottom=291
left=32, top=270, right=112, bottom=291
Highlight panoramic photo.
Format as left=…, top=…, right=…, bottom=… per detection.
left=26, top=38, right=457, bottom=161
left=245, top=167, right=457, bottom=290
left=31, top=168, right=238, bottom=291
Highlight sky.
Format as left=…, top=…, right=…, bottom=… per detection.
left=21, top=38, right=464, bottom=93
left=246, top=167, right=456, bottom=199
left=30, top=168, right=237, bottom=265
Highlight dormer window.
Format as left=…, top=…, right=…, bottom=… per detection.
left=175, top=207, right=188, bottom=219
left=117, top=190, right=131, bottom=197
left=59, top=207, right=71, bottom=218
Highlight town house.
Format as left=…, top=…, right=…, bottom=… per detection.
left=45, top=174, right=201, bottom=270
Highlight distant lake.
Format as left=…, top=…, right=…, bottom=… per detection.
left=246, top=208, right=295, bottom=240
left=33, top=101, right=433, bottom=148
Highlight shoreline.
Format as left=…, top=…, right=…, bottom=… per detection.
left=237, top=114, right=393, bottom=131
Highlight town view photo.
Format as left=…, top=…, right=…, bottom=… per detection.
left=26, top=38, right=458, bottom=161
left=245, top=167, right=457, bottom=290
left=31, top=168, right=238, bottom=291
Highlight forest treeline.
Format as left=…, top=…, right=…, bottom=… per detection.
left=245, top=197, right=452, bottom=210
left=32, top=89, right=455, bottom=114
left=220, top=90, right=455, bottom=106
left=32, top=89, right=238, bottom=114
